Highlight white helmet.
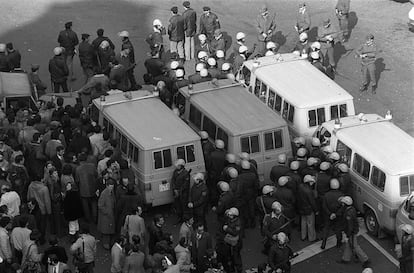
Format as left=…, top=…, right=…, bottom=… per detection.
left=320, top=161, right=331, bottom=171
left=215, top=139, right=225, bottom=149
left=297, top=147, right=307, bottom=158
left=53, top=47, right=63, bottom=55
left=278, top=176, right=289, bottom=187
left=118, top=30, right=129, bottom=38
left=271, top=201, right=282, bottom=211
left=311, top=137, right=321, bottom=147
left=400, top=224, right=414, bottom=235
left=221, top=62, right=231, bottom=71
left=198, top=51, right=208, bottom=59
left=100, top=40, right=110, bottom=49
left=329, top=152, right=340, bottom=161
left=241, top=160, right=251, bottom=170
left=338, top=163, right=349, bottom=173
left=226, top=153, right=237, bottom=164
left=330, top=178, right=340, bottom=190
left=170, top=61, right=179, bottom=69
left=219, top=181, right=230, bottom=192
left=0, top=44, right=5, bottom=53
left=176, top=69, right=185, bottom=78
left=292, top=50, right=300, bottom=56
left=198, top=34, right=207, bottom=42
left=236, top=32, right=246, bottom=40
left=193, top=172, right=205, bottom=182
left=290, top=161, right=299, bottom=170
left=216, top=50, right=225, bottom=58
left=239, top=45, right=248, bottom=54
left=299, top=32, right=308, bottom=42
left=200, top=68, right=208, bottom=77
left=265, top=51, right=275, bottom=56
left=278, top=153, right=287, bottom=164
left=339, top=196, right=353, bottom=206
left=266, top=41, right=277, bottom=50
left=362, top=269, right=373, bottom=273
left=311, top=41, right=321, bottom=50
left=227, top=207, right=239, bottom=216
left=310, top=51, right=320, bottom=60
left=293, top=136, right=305, bottom=146
left=239, top=152, right=250, bottom=161
left=200, top=131, right=209, bottom=139
left=175, top=159, right=185, bottom=167
left=153, top=19, right=162, bottom=26
left=322, top=146, right=333, bottom=154
left=277, top=232, right=288, bottom=244
left=262, top=185, right=274, bottom=195
left=228, top=167, right=238, bottom=178
left=207, top=57, right=216, bottom=66
left=195, top=62, right=205, bottom=72
left=303, top=175, right=316, bottom=184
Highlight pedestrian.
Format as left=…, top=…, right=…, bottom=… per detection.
left=117, top=183, right=144, bottom=233
left=92, top=28, right=115, bottom=51
left=0, top=184, right=20, bottom=217
left=122, top=206, right=146, bottom=245
left=62, top=175, right=83, bottom=241
left=335, top=0, right=351, bottom=42
left=199, top=6, right=220, bottom=41
left=172, top=159, right=190, bottom=223
left=10, top=216, right=31, bottom=264
left=255, top=5, right=277, bottom=55
left=337, top=196, right=370, bottom=268
left=48, top=47, right=69, bottom=93
left=70, top=224, right=97, bottom=273
left=310, top=51, right=328, bottom=75
left=295, top=3, right=311, bottom=34
left=215, top=181, right=235, bottom=224
left=42, top=235, right=68, bottom=267
left=191, top=222, right=213, bottom=273
left=182, top=1, right=197, bottom=61
left=111, top=236, right=126, bottom=273
left=210, top=29, right=226, bottom=57
left=0, top=216, right=12, bottom=271
left=274, top=176, right=296, bottom=223
left=123, top=242, right=145, bottom=273
left=57, top=21, right=79, bottom=81
left=168, top=7, right=185, bottom=62
left=208, top=140, right=226, bottom=204
left=0, top=44, right=8, bottom=72
left=146, top=19, right=166, bottom=57
left=298, top=175, right=318, bottom=242
left=268, top=232, right=294, bottom=273
left=78, top=33, right=95, bottom=83
left=97, top=40, right=115, bottom=76
left=45, top=253, right=70, bottom=273
left=28, top=64, right=47, bottom=98
left=98, top=177, right=116, bottom=250
left=356, top=34, right=377, bottom=93
left=119, top=30, right=139, bottom=90
left=317, top=18, right=339, bottom=71
left=21, top=229, right=43, bottom=273
left=397, top=224, right=414, bottom=273
left=320, top=178, right=344, bottom=249
left=309, top=137, right=323, bottom=159
left=6, top=42, right=21, bottom=71
left=45, top=167, right=63, bottom=237
left=221, top=208, right=243, bottom=273
left=179, top=215, right=194, bottom=247
left=175, top=236, right=193, bottom=273
left=188, top=172, right=209, bottom=228
left=285, top=162, right=301, bottom=194
left=148, top=214, right=165, bottom=255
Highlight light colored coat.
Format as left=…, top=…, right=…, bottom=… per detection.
left=174, top=244, right=192, bottom=273
left=98, top=187, right=116, bottom=234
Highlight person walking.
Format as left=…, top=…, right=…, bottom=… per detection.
left=295, top=3, right=311, bottom=34
left=78, top=33, right=95, bottom=83
left=70, top=224, right=97, bottom=273
left=57, top=21, right=79, bottom=81
left=356, top=34, right=377, bottom=93
left=49, top=47, right=69, bottom=93
left=98, top=178, right=116, bottom=250
left=182, top=1, right=197, bottom=61
left=168, top=6, right=185, bottom=62
left=397, top=224, right=414, bottom=273
left=336, top=0, right=351, bottom=42
left=317, top=18, right=339, bottom=71
left=119, top=30, right=139, bottom=90
left=199, top=6, right=220, bottom=41
left=255, top=5, right=276, bottom=55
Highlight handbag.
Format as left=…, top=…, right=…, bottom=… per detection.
left=22, top=244, right=42, bottom=273
left=224, top=233, right=239, bottom=246
left=73, top=237, right=88, bottom=270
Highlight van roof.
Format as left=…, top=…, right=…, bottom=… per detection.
left=93, top=91, right=200, bottom=150
left=179, top=79, right=288, bottom=136
left=244, top=53, right=354, bottom=108
left=325, top=114, right=414, bottom=176
left=0, top=72, right=32, bottom=100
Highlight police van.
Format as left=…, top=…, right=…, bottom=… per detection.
left=237, top=53, right=355, bottom=142
left=91, top=90, right=206, bottom=207
left=314, top=113, right=414, bottom=236
left=177, top=79, right=292, bottom=185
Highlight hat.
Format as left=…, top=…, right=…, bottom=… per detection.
left=100, top=40, right=110, bottom=49
left=311, top=137, right=320, bottom=147
left=339, top=196, right=353, bottom=206
left=50, top=120, right=61, bottom=129
left=278, top=176, right=289, bottom=186
left=175, top=158, right=185, bottom=167
left=290, top=161, right=299, bottom=170
left=200, top=68, right=209, bottom=77
left=31, top=64, right=40, bottom=71
left=81, top=33, right=90, bottom=39
left=228, top=167, right=238, bottom=178
left=197, top=50, right=208, bottom=59
left=222, top=62, right=231, bottom=71
left=241, top=160, right=251, bottom=170
left=207, top=57, right=216, bottom=66
left=278, top=153, right=287, bottom=164
left=200, top=131, right=209, bottom=139
left=176, top=69, right=184, bottom=78
left=216, top=50, right=225, bottom=58
left=171, top=6, right=178, bottom=13
left=170, top=61, right=179, bottom=69
left=236, top=32, right=246, bottom=40
left=65, top=21, right=72, bottom=28
left=203, top=6, right=211, bottom=11
left=226, top=153, right=237, bottom=164
left=198, top=34, right=207, bottom=41
left=366, top=33, right=374, bottom=40
left=153, top=19, right=162, bottom=26
left=195, top=62, right=205, bottom=72
left=53, top=47, right=63, bottom=56
left=307, top=157, right=318, bottom=166
left=118, top=30, right=129, bottom=38
left=297, top=147, right=307, bottom=157
left=262, top=185, right=274, bottom=195
left=214, top=29, right=222, bottom=37
left=215, top=139, right=225, bottom=149
left=260, top=5, right=268, bottom=14
left=239, top=45, right=248, bottom=54
left=320, top=161, right=331, bottom=171
left=303, top=175, right=316, bottom=184
left=323, top=18, right=331, bottom=25
left=183, top=1, right=190, bottom=8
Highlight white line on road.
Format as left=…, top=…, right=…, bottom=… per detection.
left=360, top=232, right=399, bottom=267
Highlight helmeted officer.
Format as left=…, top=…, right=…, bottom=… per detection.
left=239, top=152, right=258, bottom=177
left=292, top=136, right=306, bottom=157
left=270, top=153, right=290, bottom=184
left=207, top=57, right=221, bottom=79
left=316, top=162, right=332, bottom=198
left=200, top=131, right=215, bottom=170
left=356, top=34, right=377, bottom=93
left=398, top=224, right=414, bottom=273
left=209, top=139, right=227, bottom=205
left=263, top=201, right=289, bottom=254
left=296, top=147, right=308, bottom=173
left=233, top=45, right=249, bottom=75
left=321, top=178, right=344, bottom=249
left=300, top=157, right=320, bottom=177
left=337, top=163, right=351, bottom=195
left=274, top=176, right=296, bottom=221
left=256, top=185, right=277, bottom=234
left=172, top=159, right=190, bottom=223
left=293, top=32, right=311, bottom=59
left=268, top=232, right=294, bottom=273
left=298, top=175, right=318, bottom=242
left=309, top=137, right=323, bottom=159
left=238, top=160, right=260, bottom=229
left=221, top=153, right=241, bottom=181
left=285, top=161, right=301, bottom=194
left=195, top=34, right=211, bottom=57
left=215, top=181, right=235, bottom=225
left=221, top=207, right=242, bottom=273
left=188, top=172, right=209, bottom=228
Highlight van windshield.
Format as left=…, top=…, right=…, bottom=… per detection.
left=400, top=174, right=414, bottom=196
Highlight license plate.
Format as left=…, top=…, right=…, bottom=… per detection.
left=159, top=183, right=170, bottom=192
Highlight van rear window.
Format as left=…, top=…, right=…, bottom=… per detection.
left=177, top=145, right=195, bottom=163
left=153, top=149, right=172, bottom=169
left=400, top=175, right=414, bottom=196
left=241, top=134, right=260, bottom=154
left=308, top=108, right=326, bottom=127
left=264, top=130, right=283, bottom=151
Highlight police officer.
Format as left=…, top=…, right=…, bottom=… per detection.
left=119, top=30, right=139, bottom=90
left=220, top=153, right=240, bottom=181
left=268, top=232, right=294, bottom=273
left=270, top=154, right=289, bottom=184
left=298, top=175, right=318, bottom=242
left=320, top=145, right=333, bottom=162
left=146, top=19, right=166, bottom=57
left=337, top=196, right=370, bottom=267
left=293, top=32, right=310, bottom=59
left=195, top=34, right=211, bottom=58
left=292, top=137, right=306, bottom=157
left=200, top=131, right=215, bottom=171
left=172, top=159, right=190, bottom=223
left=239, top=160, right=259, bottom=229
left=263, top=201, right=289, bottom=254
left=207, top=58, right=221, bottom=79
left=321, top=178, right=344, bottom=249
left=274, top=176, right=296, bottom=222
left=356, top=34, right=377, bottom=93
left=337, top=163, right=351, bottom=195
left=199, top=6, right=220, bottom=41
left=221, top=207, right=243, bottom=273
left=300, top=157, right=320, bottom=177
left=215, top=50, right=226, bottom=70
left=317, top=18, right=339, bottom=71
left=78, top=33, right=95, bottom=83
left=57, top=21, right=79, bottom=81
left=233, top=46, right=249, bottom=75
left=316, top=162, right=332, bottom=199
left=295, top=3, right=311, bottom=34
left=335, top=0, right=351, bottom=42
left=309, top=137, right=323, bottom=159
left=188, top=173, right=209, bottom=228
left=255, top=5, right=277, bottom=55
left=239, top=152, right=258, bottom=177
left=215, top=181, right=235, bottom=226
left=189, top=68, right=210, bottom=84
left=265, top=41, right=278, bottom=57
left=310, top=51, right=327, bottom=75
left=220, top=63, right=233, bottom=80
left=285, top=161, right=301, bottom=194
left=257, top=185, right=277, bottom=234
left=328, top=151, right=341, bottom=176
left=49, top=47, right=69, bottom=93
left=209, top=139, right=227, bottom=205
left=398, top=224, right=414, bottom=273
left=296, top=147, right=308, bottom=172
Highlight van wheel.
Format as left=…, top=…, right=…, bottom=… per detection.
left=364, top=209, right=379, bottom=236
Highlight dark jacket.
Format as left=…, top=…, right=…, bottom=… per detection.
left=144, top=57, right=165, bottom=77
left=183, top=8, right=197, bottom=36
left=270, top=164, right=289, bottom=183
left=63, top=189, right=83, bottom=221
left=199, top=12, right=220, bottom=38
left=57, top=29, right=79, bottom=54
left=191, top=232, right=212, bottom=270
left=274, top=187, right=296, bottom=219
left=121, top=39, right=135, bottom=64
left=316, top=172, right=331, bottom=197
left=342, top=205, right=359, bottom=236
left=148, top=223, right=164, bottom=255
left=0, top=53, right=9, bottom=72
left=209, top=149, right=226, bottom=179
left=75, top=162, right=98, bottom=198
left=189, top=182, right=208, bottom=215
left=216, top=191, right=235, bottom=221
left=92, top=36, right=115, bottom=50
left=48, top=55, right=69, bottom=83
left=322, top=189, right=343, bottom=216
left=168, top=14, right=185, bottom=42
left=238, top=170, right=259, bottom=200
left=297, top=183, right=317, bottom=215
left=172, top=168, right=190, bottom=198
left=78, top=41, right=95, bottom=68
left=42, top=245, right=68, bottom=265
left=268, top=244, right=293, bottom=272
left=6, top=50, right=21, bottom=70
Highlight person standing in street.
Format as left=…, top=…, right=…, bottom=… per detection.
left=356, top=34, right=377, bottom=93
left=255, top=5, right=277, bottom=55
left=188, top=173, right=209, bottom=228
left=146, top=19, right=166, bottom=57
left=183, top=1, right=197, bottom=61
left=98, top=178, right=116, bottom=250
left=70, top=224, right=97, bottom=273
left=397, top=224, right=414, bottom=273
left=199, top=6, right=220, bottom=42
left=119, top=30, right=139, bottom=90
left=57, top=21, right=79, bottom=81
left=295, top=3, right=311, bottom=34
left=6, top=42, right=21, bottom=71
left=168, top=6, right=186, bottom=62
left=49, top=47, right=69, bottom=93
left=317, top=18, right=339, bottom=71
left=297, top=175, right=318, bottom=242
left=78, top=33, right=95, bottom=83
left=336, top=0, right=351, bottom=42
left=171, top=159, right=190, bottom=224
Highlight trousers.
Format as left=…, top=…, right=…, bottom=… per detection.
left=170, top=40, right=185, bottom=59
left=81, top=197, right=97, bottom=223
left=337, top=14, right=349, bottom=38
left=361, top=62, right=376, bottom=87
left=52, top=81, right=69, bottom=93
left=301, top=212, right=316, bottom=241
left=342, top=235, right=369, bottom=262
left=320, top=44, right=335, bottom=67
left=185, top=35, right=195, bottom=60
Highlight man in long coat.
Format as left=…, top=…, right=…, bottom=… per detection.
left=98, top=178, right=116, bottom=250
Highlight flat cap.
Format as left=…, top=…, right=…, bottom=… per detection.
left=81, top=33, right=90, bottom=39
left=171, top=6, right=178, bottom=13
left=65, top=21, right=72, bottom=27
left=183, top=1, right=190, bottom=8
left=203, top=6, right=211, bottom=11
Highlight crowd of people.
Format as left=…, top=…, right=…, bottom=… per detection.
left=0, top=0, right=409, bottom=273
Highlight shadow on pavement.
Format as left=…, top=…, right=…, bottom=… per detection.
left=348, top=11, right=358, bottom=38
left=375, top=57, right=386, bottom=86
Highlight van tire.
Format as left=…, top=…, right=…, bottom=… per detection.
left=364, top=209, right=379, bottom=236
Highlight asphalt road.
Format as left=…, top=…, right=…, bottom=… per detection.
left=0, top=0, right=413, bottom=272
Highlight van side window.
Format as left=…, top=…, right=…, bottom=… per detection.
left=268, top=89, right=275, bottom=109
left=308, top=108, right=326, bottom=127
left=108, top=122, right=114, bottom=136
left=400, top=175, right=414, bottom=196
left=283, top=101, right=295, bottom=122
left=202, top=115, right=216, bottom=141
left=241, top=135, right=260, bottom=154
left=153, top=149, right=172, bottom=169
left=189, top=104, right=202, bottom=129
left=331, top=104, right=348, bottom=120
left=260, top=83, right=267, bottom=102
left=336, top=140, right=352, bottom=165
left=133, top=146, right=139, bottom=163
left=264, top=130, right=283, bottom=151
left=127, top=143, right=139, bottom=164
left=103, top=118, right=108, bottom=131
left=371, top=166, right=386, bottom=192
left=254, top=79, right=261, bottom=97
left=177, top=145, right=195, bottom=163
left=121, top=134, right=128, bottom=154
left=352, top=153, right=371, bottom=180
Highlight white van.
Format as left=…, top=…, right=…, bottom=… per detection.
left=91, top=90, right=206, bottom=207
left=237, top=53, right=355, bottom=142
left=314, top=113, right=414, bottom=236
left=177, top=79, right=292, bottom=185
